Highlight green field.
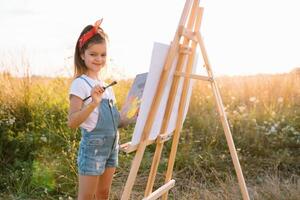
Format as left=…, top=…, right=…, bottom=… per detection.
left=0, top=72, right=299, bottom=199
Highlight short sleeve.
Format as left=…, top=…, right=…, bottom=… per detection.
left=69, top=78, right=89, bottom=100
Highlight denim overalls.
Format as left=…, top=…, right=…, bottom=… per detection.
left=77, top=76, right=120, bottom=176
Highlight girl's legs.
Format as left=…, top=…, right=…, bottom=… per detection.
left=77, top=167, right=116, bottom=200
left=78, top=175, right=98, bottom=200
left=95, top=167, right=116, bottom=200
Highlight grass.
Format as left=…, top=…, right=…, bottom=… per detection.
left=0, top=72, right=299, bottom=199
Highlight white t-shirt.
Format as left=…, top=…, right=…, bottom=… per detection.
left=69, top=74, right=117, bottom=132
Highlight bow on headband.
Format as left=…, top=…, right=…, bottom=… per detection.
left=79, top=19, right=104, bottom=49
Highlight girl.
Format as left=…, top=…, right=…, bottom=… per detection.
left=68, top=19, right=120, bottom=200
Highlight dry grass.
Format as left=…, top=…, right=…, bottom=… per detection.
left=0, top=72, right=299, bottom=199
left=108, top=172, right=299, bottom=200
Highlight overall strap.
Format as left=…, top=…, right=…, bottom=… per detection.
left=78, top=76, right=114, bottom=103
left=78, top=76, right=93, bottom=88
left=78, top=76, right=93, bottom=101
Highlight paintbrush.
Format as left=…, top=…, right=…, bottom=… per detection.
left=83, top=81, right=117, bottom=101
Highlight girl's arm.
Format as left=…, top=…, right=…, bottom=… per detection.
left=68, top=85, right=104, bottom=129
left=67, top=95, right=97, bottom=129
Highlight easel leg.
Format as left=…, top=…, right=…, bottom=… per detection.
left=144, top=142, right=164, bottom=196
left=121, top=142, right=147, bottom=200
left=161, top=6, right=203, bottom=200
left=197, top=31, right=250, bottom=200
left=144, top=2, right=200, bottom=196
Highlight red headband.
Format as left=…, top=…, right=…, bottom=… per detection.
left=79, top=19, right=104, bottom=49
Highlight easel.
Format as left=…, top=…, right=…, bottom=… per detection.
left=120, top=0, right=250, bottom=199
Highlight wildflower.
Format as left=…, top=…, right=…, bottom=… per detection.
left=271, top=111, right=276, bottom=117
left=224, top=106, right=228, bottom=111
left=293, top=131, right=299, bottom=136
left=270, top=126, right=276, bottom=133
left=277, top=97, right=284, bottom=103
left=249, top=96, right=256, bottom=102
left=8, top=117, right=15, bottom=125
left=40, top=135, right=47, bottom=142
left=238, top=105, right=246, bottom=112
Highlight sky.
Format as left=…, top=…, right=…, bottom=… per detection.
left=0, top=0, right=300, bottom=79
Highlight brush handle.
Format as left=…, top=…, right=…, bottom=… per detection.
left=83, top=81, right=117, bottom=102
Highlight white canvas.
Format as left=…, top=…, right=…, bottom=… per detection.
left=130, top=42, right=197, bottom=145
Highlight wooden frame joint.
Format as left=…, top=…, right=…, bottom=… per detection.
left=157, top=132, right=173, bottom=143
left=174, top=71, right=213, bottom=82
left=120, top=140, right=155, bottom=153
left=181, top=28, right=197, bottom=42
left=179, top=44, right=192, bottom=54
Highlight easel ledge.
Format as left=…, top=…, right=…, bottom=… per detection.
left=120, top=132, right=174, bottom=153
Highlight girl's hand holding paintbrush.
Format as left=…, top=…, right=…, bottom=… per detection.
left=90, top=85, right=105, bottom=106
left=85, top=81, right=118, bottom=106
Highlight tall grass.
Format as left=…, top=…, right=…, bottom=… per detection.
left=0, top=72, right=299, bottom=199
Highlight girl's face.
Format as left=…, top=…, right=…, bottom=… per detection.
left=81, top=42, right=107, bottom=73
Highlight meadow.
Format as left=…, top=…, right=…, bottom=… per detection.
left=0, top=72, right=299, bottom=199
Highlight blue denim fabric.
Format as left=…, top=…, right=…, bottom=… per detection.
left=77, top=99, right=120, bottom=176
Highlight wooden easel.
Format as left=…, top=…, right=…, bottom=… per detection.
left=120, top=0, right=250, bottom=199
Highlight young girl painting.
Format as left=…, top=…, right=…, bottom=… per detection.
left=68, top=19, right=120, bottom=200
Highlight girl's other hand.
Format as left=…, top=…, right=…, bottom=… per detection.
left=91, top=85, right=104, bottom=106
